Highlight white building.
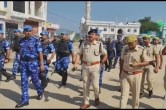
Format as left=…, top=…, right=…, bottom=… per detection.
left=85, top=20, right=141, bottom=40
left=80, top=1, right=141, bottom=40
left=0, top=1, right=47, bottom=41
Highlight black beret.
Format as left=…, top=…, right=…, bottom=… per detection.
left=88, top=29, right=98, bottom=35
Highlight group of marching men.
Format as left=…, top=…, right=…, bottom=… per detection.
left=0, top=26, right=166, bottom=109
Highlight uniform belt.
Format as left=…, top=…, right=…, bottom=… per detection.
left=83, top=61, right=100, bottom=66
left=21, top=57, right=38, bottom=62
left=43, top=55, right=47, bottom=59
left=123, top=69, right=142, bottom=75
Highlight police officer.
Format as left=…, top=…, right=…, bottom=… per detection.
left=105, top=37, right=116, bottom=72
left=39, top=30, right=55, bottom=89
left=0, top=30, right=14, bottom=82
left=162, top=45, right=166, bottom=93
left=73, top=29, right=107, bottom=109
left=12, top=29, right=23, bottom=79
left=54, top=32, right=75, bottom=88
left=152, top=37, right=163, bottom=69
left=15, top=25, right=44, bottom=108
left=119, top=35, right=149, bottom=109
left=140, top=35, right=160, bottom=98
left=113, top=35, right=124, bottom=68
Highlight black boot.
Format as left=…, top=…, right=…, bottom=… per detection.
left=15, top=101, right=29, bottom=108
left=113, top=59, right=118, bottom=68
left=149, top=90, right=153, bottom=98
left=1, top=69, right=14, bottom=82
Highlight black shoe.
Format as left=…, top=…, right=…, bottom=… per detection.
left=79, top=78, right=83, bottom=81
left=37, top=92, right=43, bottom=100
left=15, top=101, right=29, bottom=108
left=5, top=76, right=15, bottom=82
left=149, top=90, right=153, bottom=98
left=105, top=68, right=108, bottom=71
left=59, top=83, right=66, bottom=88
left=140, top=92, right=144, bottom=98
left=107, top=70, right=110, bottom=72
left=13, top=75, right=16, bottom=79
left=47, top=78, right=49, bottom=82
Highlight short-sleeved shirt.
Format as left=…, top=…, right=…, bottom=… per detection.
left=0, top=38, right=10, bottom=57
left=154, top=44, right=163, bottom=55
left=20, top=36, right=42, bottom=59
left=143, top=44, right=159, bottom=61
left=68, top=41, right=74, bottom=52
left=78, top=40, right=107, bottom=63
left=121, top=45, right=149, bottom=72
left=42, top=42, right=55, bottom=56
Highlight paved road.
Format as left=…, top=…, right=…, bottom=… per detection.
left=0, top=42, right=166, bottom=109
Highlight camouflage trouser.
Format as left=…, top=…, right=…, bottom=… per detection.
left=55, top=56, right=70, bottom=85
left=99, top=64, right=104, bottom=86
left=0, top=56, right=5, bottom=69
left=12, top=53, right=20, bottom=75
left=20, top=60, right=43, bottom=102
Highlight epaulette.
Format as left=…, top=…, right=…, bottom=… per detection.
left=32, top=36, right=40, bottom=40
left=138, top=45, right=144, bottom=50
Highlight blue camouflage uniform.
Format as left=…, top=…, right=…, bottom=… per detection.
left=0, top=39, right=10, bottom=69
left=19, top=25, right=43, bottom=103
left=12, top=29, right=22, bottom=76
left=54, top=32, right=73, bottom=86
left=40, top=31, right=55, bottom=78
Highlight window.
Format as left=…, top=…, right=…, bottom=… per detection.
left=13, top=1, right=25, bottom=13
left=111, top=28, right=114, bottom=32
left=134, top=29, right=137, bottom=33
left=104, top=28, right=107, bottom=31
left=128, top=29, right=131, bottom=32
left=4, top=1, right=7, bottom=7
left=0, top=24, right=3, bottom=31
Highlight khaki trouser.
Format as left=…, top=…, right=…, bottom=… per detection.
left=141, top=65, right=155, bottom=92
left=82, top=63, right=100, bottom=104
left=120, top=71, right=142, bottom=109
left=164, top=65, right=166, bottom=91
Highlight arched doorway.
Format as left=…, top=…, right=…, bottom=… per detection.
left=117, top=29, right=123, bottom=35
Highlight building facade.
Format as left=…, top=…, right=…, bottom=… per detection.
left=80, top=1, right=141, bottom=40
left=84, top=20, right=141, bottom=40
left=42, top=21, right=60, bottom=37
left=0, top=1, right=47, bottom=41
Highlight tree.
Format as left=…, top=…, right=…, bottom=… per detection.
left=138, top=17, right=160, bottom=34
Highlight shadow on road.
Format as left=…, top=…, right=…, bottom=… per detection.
left=13, top=79, right=37, bottom=91
left=112, top=95, right=156, bottom=109
left=0, top=88, right=20, bottom=103
left=49, top=78, right=83, bottom=96
left=101, top=83, right=120, bottom=92
left=43, top=90, right=116, bottom=109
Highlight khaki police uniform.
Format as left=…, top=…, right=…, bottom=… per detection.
left=120, top=35, right=149, bottom=109
left=78, top=40, right=107, bottom=105
left=140, top=44, right=160, bottom=93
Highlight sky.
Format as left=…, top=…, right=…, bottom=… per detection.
left=47, top=1, right=166, bottom=33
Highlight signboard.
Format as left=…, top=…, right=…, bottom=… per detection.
left=42, top=22, right=60, bottom=29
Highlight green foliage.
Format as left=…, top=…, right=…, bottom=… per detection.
left=138, top=17, right=160, bottom=34
left=74, top=33, right=81, bottom=41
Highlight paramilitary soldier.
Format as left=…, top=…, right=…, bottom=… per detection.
left=39, top=30, right=55, bottom=90
left=54, top=32, right=75, bottom=88
left=0, top=30, right=14, bottom=82
left=15, top=25, right=44, bottom=108
left=12, top=29, right=23, bottom=79
left=119, top=35, right=149, bottom=109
